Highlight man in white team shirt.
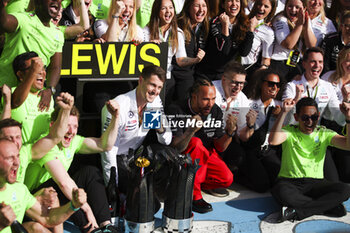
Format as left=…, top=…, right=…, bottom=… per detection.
left=283, top=47, right=344, bottom=126
left=213, top=61, right=255, bottom=141
left=100, top=65, right=172, bottom=191
left=212, top=61, right=255, bottom=196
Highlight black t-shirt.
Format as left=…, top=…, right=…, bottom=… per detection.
left=166, top=99, right=225, bottom=149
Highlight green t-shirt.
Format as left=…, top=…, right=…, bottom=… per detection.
left=279, top=125, right=337, bottom=179
left=89, top=0, right=110, bottom=19
left=17, top=144, right=33, bottom=184
left=136, top=0, right=154, bottom=28
left=0, top=182, right=36, bottom=233
left=11, top=87, right=54, bottom=144
left=0, top=12, right=64, bottom=87
left=24, top=135, right=85, bottom=191
left=5, top=0, right=30, bottom=13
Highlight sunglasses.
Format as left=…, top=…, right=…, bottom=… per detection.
left=264, top=80, right=281, bottom=88
left=300, top=114, right=318, bottom=122
left=225, top=79, right=247, bottom=87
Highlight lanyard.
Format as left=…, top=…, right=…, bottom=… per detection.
left=306, top=85, right=319, bottom=100
left=255, top=22, right=264, bottom=29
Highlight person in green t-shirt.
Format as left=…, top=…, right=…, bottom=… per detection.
left=10, top=52, right=54, bottom=144
left=0, top=139, right=87, bottom=233
left=268, top=97, right=350, bottom=222
left=0, top=0, right=65, bottom=112
left=0, top=91, right=74, bottom=233
left=25, top=100, right=120, bottom=233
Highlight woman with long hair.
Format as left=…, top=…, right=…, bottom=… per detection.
left=321, top=47, right=350, bottom=183
left=241, top=0, right=277, bottom=78
left=94, top=0, right=143, bottom=41
left=144, top=0, right=204, bottom=104
left=269, top=0, right=316, bottom=82
left=171, top=0, right=209, bottom=102
left=307, top=0, right=336, bottom=46
left=196, top=0, right=256, bottom=80
left=229, top=69, right=283, bottom=193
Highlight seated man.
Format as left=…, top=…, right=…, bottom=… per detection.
left=166, top=78, right=235, bottom=213
left=24, top=101, right=120, bottom=233
left=0, top=139, right=87, bottom=233
left=10, top=52, right=54, bottom=144
left=269, top=97, right=350, bottom=222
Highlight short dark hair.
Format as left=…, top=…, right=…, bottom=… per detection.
left=303, top=47, right=324, bottom=61
left=12, top=51, right=39, bottom=80
left=296, top=97, right=318, bottom=114
left=0, top=119, right=22, bottom=134
left=141, top=65, right=166, bottom=83
left=223, top=60, right=246, bottom=77
left=51, top=105, right=80, bottom=122
left=190, top=77, right=213, bottom=95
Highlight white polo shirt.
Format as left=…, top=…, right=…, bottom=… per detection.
left=213, top=80, right=251, bottom=134
left=143, top=26, right=187, bottom=79
left=241, top=22, right=274, bottom=65
left=100, top=89, right=172, bottom=184
left=272, top=15, right=304, bottom=61
left=311, top=14, right=336, bottom=46
left=282, top=74, right=343, bottom=125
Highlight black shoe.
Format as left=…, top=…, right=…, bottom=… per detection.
left=324, top=204, right=347, bottom=217
left=278, top=207, right=297, bottom=223
left=192, top=199, right=213, bottom=214
left=205, top=188, right=229, bottom=197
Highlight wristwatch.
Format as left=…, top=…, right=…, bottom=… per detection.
left=48, top=86, right=56, bottom=95
left=247, top=123, right=255, bottom=129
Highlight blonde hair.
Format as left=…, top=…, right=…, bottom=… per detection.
left=307, top=0, right=325, bottom=22
left=108, top=0, right=138, bottom=41
left=329, top=46, right=350, bottom=83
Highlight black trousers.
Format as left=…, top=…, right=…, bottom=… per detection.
left=222, top=139, right=281, bottom=193
left=33, top=166, right=110, bottom=232
left=271, top=177, right=350, bottom=220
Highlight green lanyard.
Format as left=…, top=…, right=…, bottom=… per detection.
left=255, top=22, right=264, bottom=29
left=306, top=85, right=319, bottom=100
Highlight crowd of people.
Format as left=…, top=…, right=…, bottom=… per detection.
left=1, top=0, right=350, bottom=232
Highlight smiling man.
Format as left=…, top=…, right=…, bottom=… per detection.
left=268, top=97, right=350, bottom=222
left=100, top=65, right=172, bottom=190
left=282, top=47, right=345, bottom=126
left=166, top=77, right=235, bottom=213
left=10, top=52, right=54, bottom=145
left=0, top=0, right=64, bottom=111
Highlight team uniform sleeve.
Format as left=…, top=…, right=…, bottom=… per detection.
left=273, top=16, right=290, bottom=45
left=175, top=29, right=187, bottom=58
left=100, top=98, right=125, bottom=185
left=327, top=84, right=344, bottom=126
left=282, top=81, right=296, bottom=101
left=24, top=185, right=37, bottom=211
left=208, top=17, right=231, bottom=56
left=156, top=109, right=172, bottom=145
left=9, top=12, right=25, bottom=32
left=93, top=19, right=108, bottom=38
left=238, top=31, right=254, bottom=57
left=261, top=27, right=275, bottom=59
left=214, top=107, right=225, bottom=139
